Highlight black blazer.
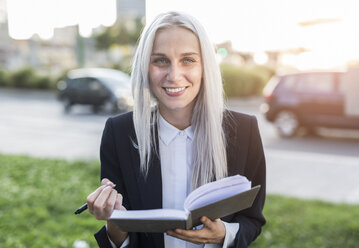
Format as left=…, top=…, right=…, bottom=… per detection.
left=94, top=110, right=266, bottom=248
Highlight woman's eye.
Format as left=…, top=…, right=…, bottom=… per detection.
left=153, top=58, right=168, bottom=64
left=183, top=58, right=196, bottom=64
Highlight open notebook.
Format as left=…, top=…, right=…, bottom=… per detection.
left=109, top=174, right=261, bottom=232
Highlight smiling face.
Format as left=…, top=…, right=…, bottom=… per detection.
left=149, top=26, right=203, bottom=122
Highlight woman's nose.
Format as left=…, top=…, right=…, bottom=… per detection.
left=166, top=64, right=181, bottom=82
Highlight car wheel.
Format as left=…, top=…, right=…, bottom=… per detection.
left=63, top=99, right=72, bottom=113
left=274, top=110, right=299, bottom=138
left=92, top=105, right=101, bottom=113
left=103, top=100, right=118, bottom=114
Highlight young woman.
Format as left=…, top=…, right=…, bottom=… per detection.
left=86, top=11, right=266, bottom=248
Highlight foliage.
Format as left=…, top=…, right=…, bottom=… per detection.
left=221, top=63, right=275, bottom=97
left=93, top=18, right=144, bottom=51
left=1, top=154, right=358, bottom=247
left=111, top=55, right=133, bottom=75
left=53, top=68, right=73, bottom=85
left=0, top=68, right=8, bottom=87
left=0, top=154, right=101, bottom=248
left=1, top=67, right=55, bottom=90
left=251, top=195, right=359, bottom=248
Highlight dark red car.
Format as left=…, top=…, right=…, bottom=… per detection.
left=261, top=71, right=359, bottom=137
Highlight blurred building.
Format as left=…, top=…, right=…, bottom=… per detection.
left=0, top=0, right=15, bottom=68
left=0, top=0, right=146, bottom=75
left=117, top=0, right=145, bottom=19
left=0, top=20, right=12, bottom=67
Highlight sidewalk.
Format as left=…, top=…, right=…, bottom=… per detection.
left=266, top=148, right=359, bottom=204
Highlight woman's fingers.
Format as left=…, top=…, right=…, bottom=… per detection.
left=87, top=184, right=107, bottom=213
left=86, top=178, right=125, bottom=220
left=201, top=216, right=214, bottom=229
left=101, top=178, right=115, bottom=187
left=166, top=217, right=225, bottom=245
left=100, top=189, right=118, bottom=217
left=93, top=186, right=114, bottom=210
left=87, top=184, right=123, bottom=220
left=120, top=205, right=127, bottom=211
left=114, top=193, right=124, bottom=210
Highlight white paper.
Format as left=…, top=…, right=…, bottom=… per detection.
left=110, top=209, right=189, bottom=220
left=184, top=175, right=251, bottom=211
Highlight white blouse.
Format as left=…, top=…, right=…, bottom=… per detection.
left=158, top=115, right=239, bottom=248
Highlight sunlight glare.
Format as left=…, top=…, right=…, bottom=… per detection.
left=147, top=0, right=359, bottom=70
left=253, top=52, right=269, bottom=65
left=7, top=0, right=116, bottom=39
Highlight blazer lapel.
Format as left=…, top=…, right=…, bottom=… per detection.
left=136, top=150, right=163, bottom=210
left=224, top=111, right=242, bottom=176
left=129, top=125, right=164, bottom=248
left=129, top=122, right=162, bottom=210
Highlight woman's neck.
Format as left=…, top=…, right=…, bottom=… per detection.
left=158, top=107, right=192, bottom=130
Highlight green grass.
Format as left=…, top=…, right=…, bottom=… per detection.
left=251, top=195, right=359, bottom=248
left=0, top=154, right=102, bottom=247
left=1, top=154, right=359, bottom=248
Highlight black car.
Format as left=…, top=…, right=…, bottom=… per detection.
left=261, top=71, right=359, bottom=137
left=57, top=68, right=133, bottom=113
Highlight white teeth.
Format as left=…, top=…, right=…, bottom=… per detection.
left=165, top=87, right=185, bottom=93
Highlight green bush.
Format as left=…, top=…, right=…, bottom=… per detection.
left=36, top=75, right=54, bottom=89
left=8, top=67, right=37, bottom=88
left=0, top=67, right=9, bottom=87
left=2, top=67, right=55, bottom=90
left=111, top=56, right=133, bottom=75
left=221, top=64, right=274, bottom=97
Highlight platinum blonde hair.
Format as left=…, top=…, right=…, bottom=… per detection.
left=131, top=11, right=227, bottom=189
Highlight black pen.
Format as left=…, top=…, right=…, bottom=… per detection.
left=74, top=184, right=116, bottom=215
left=74, top=203, right=88, bottom=215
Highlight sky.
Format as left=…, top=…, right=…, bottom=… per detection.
left=5, top=0, right=359, bottom=70
left=146, top=0, right=359, bottom=69
left=6, top=0, right=117, bottom=39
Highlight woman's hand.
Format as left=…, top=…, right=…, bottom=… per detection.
left=86, top=178, right=128, bottom=245
left=87, top=178, right=126, bottom=220
left=166, top=216, right=226, bottom=245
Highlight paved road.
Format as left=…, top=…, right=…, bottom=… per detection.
left=1, top=89, right=359, bottom=204
left=229, top=99, right=359, bottom=204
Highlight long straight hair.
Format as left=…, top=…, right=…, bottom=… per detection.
left=131, top=11, right=227, bottom=189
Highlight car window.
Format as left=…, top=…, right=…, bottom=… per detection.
left=295, top=74, right=335, bottom=93
left=83, top=78, right=103, bottom=91
left=68, top=78, right=89, bottom=90
left=281, top=75, right=297, bottom=90
left=338, top=72, right=353, bottom=94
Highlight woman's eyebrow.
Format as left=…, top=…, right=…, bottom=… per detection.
left=151, top=52, right=200, bottom=57
left=181, top=52, right=200, bottom=56
left=151, top=53, right=166, bottom=56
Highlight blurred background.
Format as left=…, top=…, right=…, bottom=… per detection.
left=1, top=0, right=359, bottom=247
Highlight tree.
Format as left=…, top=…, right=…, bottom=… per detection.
left=93, top=18, right=144, bottom=51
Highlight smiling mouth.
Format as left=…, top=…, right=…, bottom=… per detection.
left=164, top=87, right=186, bottom=93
